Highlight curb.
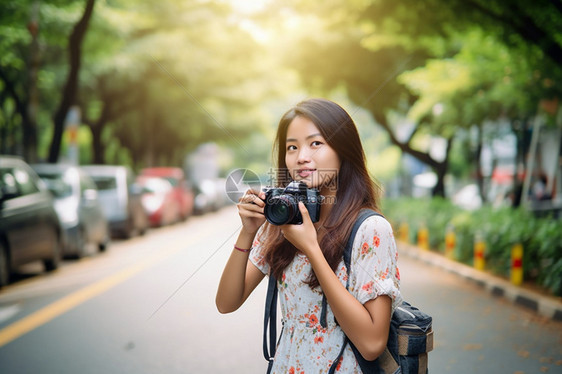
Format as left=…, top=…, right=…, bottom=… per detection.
left=398, top=242, right=562, bottom=322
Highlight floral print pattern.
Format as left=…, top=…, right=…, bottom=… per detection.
left=250, top=215, right=402, bottom=373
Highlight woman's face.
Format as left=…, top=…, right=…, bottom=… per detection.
left=285, top=115, right=341, bottom=195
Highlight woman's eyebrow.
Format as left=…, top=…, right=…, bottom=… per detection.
left=286, top=133, right=323, bottom=143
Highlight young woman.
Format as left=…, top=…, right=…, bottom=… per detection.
left=216, top=98, right=402, bottom=373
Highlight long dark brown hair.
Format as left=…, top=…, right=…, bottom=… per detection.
left=261, top=98, right=381, bottom=288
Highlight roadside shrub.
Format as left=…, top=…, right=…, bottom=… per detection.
left=482, top=207, right=536, bottom=277
left=450, top=210, right=476, bottom=263
left=384, top=197, right=562, bottom=296
left=427, top=198, right=461, bottom=250
left=530, top=218, right=562, bottom=295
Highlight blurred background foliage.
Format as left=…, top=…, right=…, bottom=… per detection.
left=1, top=0, right=283, bottom=169
left=1, top=0, right=560, bottom=179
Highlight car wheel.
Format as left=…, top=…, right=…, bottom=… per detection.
left=138, top=214, right=148, bottom=236
left=122, top=217, right=134, bottom=239
left=138, top=226, right=147, bottom=236
left=44, top=232, right=62, bottom=272
left=75, top=227, right=87, bottom=259
left=0, top=241, right=10, bottom=288
left=98, top=235, right=109, bottom=252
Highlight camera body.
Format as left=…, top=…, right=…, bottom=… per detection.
left=263, top=181, right=322, bottom=225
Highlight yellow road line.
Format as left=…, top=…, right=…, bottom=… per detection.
left=0, top=230, right=210, bottom=348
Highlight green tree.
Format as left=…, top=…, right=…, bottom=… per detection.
left=263, top=0, right=561, bottom=197
left=78, top=0, right=273, bottom=167
left=48, top=0, right=95, bottom=163
left=0, top=0, right=96, bottom=162
left=0, top=0, right=43, bottom=161
left=1, top=0, right=279, bottom=169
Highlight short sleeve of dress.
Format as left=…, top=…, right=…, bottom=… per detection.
left=348, top=215, right=402, bottom=310
left=249, top=226, right=270, bottom=275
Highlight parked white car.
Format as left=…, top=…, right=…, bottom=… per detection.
left=32, top=163, right=110, bottom=258
left=82, top=165, right=148, bottom=239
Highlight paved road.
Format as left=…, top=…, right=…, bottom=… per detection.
left=0, top=206, right=560, bottom=373
left=399, top=250, right=562, bottom=373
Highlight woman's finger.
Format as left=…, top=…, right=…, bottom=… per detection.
left=298, top=202, right=312, bottom=224
left=240, top=194, right=264, bottom=208
left=239, top=203, right=264, bottom=215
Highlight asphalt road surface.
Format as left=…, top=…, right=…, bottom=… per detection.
left=0, top=206, right=560, bottom=373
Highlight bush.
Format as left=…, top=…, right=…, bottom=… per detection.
left=530, top=219, right=562, bottom=295
left=383, top=197, right=562, bottom=296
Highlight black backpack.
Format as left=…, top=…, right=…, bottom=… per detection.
left=263, top=209, right=434, bottom=374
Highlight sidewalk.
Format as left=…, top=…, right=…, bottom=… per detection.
left=398, top=242, right=562, bottom=322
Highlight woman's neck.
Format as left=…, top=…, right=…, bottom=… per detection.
left=315, top=188, right=336, bottom=230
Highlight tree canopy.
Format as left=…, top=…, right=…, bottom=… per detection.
left=0, top=0, right=278, bottom=168
left=1, top=0, right=560, bottom=200
left=255, top=0, right=562, bottom=196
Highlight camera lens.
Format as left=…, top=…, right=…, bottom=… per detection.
left=265, top=195, right=298, bottom=225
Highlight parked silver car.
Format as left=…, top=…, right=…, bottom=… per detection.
left=32, top=163, right=110, bottom=258
left=82, top=165, right=148, bottom=239
left=0, top=156, right=63, bottom=287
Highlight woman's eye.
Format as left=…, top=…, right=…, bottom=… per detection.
left=311, top=141, right=323, bottom=147
left=287, top=145, right=297, bottom=151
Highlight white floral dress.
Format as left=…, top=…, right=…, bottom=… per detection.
left=249, top=215, right=402, bottom=374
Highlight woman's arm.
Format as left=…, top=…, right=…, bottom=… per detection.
left=282, top=203, right=392, bottom=360
left=216, top=229, right=265, bottom=314
left=216, top=189, right=267, bottom=314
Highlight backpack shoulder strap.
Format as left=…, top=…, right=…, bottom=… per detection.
left=326, top=209, right=384, bottom=373
left=343, top=209, right=382, bottom=272
left=320, top=208, right=382, bottom=328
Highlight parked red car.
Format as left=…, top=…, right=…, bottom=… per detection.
left=140, top=167, right=194, bottom=220
left=136, top=176, right=180, bottom=227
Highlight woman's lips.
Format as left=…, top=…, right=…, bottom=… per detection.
left=297, top=168, right=316, bottom=178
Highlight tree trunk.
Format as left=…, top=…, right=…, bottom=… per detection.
left=431, top=137, right=453, bottom=197
left=474, top=124, right=485, bottom=203
left=86, top=108, right=107, bottom=165
left=48, top=0, right=96, bottom=163
left=90, top=121, right=104, bottom=164
left=0, top=68, right=29, bottom=157
left=510, top=119, right=530, bottom=208
left=23, top=0, right=40, bottom=163
left=432, top=162, right=447, bottom=197
left=373, top=111, right=452, bottom=197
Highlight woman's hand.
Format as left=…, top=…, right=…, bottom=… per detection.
left=280, top=202, right=320, bottom=256
left=237, top=188, right=266, bottom=235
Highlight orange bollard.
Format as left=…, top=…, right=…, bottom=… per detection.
left=511, top=243, right=523, bottom=286
left=417, top=226, right=429, bottom=250
left=399, top=222, right=409, bottom=243
left=445, top=225, right=456, bottom=259
left=473, top=234, right=486, bottom=271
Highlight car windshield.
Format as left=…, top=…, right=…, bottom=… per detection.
left=140, top=178, right=171, bottom=194
left=38, top=172, right=72, bottom=198
left=0, top=168, right=18, bottom=196
left=160, top=176, right=178, bottom=187
left=91, top=176, right=117, bottom=191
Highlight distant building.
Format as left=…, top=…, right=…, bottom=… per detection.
left=185, top=143, right=220, bottom=183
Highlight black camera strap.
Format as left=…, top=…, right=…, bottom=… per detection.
left=263, top=273, right=278, bottom=373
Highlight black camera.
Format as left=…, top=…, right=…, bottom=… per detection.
left=263, top=181, right=322, bottom=225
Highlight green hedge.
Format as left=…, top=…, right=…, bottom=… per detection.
left=382, top=197, right=562, bottom=296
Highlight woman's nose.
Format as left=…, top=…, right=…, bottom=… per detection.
left=297, top=148, right=311, bottom=164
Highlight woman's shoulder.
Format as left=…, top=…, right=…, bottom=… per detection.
left=349, top=212, right=396, bottom=254
left=357, top=211, right=393, bottom=234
